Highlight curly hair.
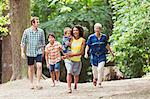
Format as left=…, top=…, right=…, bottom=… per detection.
left=71, top=25, right=84, bottom=38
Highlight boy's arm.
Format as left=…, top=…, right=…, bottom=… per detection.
left=60, top=47, right=65, bottom=55
left=45, top=51, right=49, bottom=68
left=45, top=51, right=48, bottom=64
left=58, top=42, right=63, bottom=52
left=45, top=46, right=49, bottom=68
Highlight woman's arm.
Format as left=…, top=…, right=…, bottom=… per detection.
left=106, top=44, right=114, bottom=57
left=84, top=45, right=89, bottom=58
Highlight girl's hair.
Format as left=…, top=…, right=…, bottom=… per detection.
left=47, top=32, right=55, bottom=38
left=71, top=25, right=84, bottom=37
left=64, top=27, right=72, bottom=35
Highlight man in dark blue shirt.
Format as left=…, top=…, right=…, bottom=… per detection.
left=85, top=23, right=114, bottom=87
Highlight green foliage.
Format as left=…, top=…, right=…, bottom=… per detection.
left=110, top=0, right=150, bottom=78
left=31, top=0, right=150, bottom=79
left=0, top=1, right=9, bottom=37
left=31, top=0, right=113, bottom=82
left=31, top=0, right=51, bottom=22
left=0, top=16, right=9, bottom=36
left=31, top=0, right=113, bottom=42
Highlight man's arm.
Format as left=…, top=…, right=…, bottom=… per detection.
left=42, top=30, right=46, bottom=57
left=20, top=30, right=27, bottom=59
left=21, top=47, right=26, bottom=59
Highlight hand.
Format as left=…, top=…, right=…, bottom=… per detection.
left=111, top=52, right=115, bottom=61
left=65, top=41, right=70, bottom=46
left=47, top=63, right=50, bottom=69
left=21, top=52, right=26, bottom=59
left=84, top=53, right=88, bottom=59
left=111, top=52, right=115, bottom=58
left=62, top=56, right=67, bottom=60
left=42, top=52, right=45, bottom=57
left=64, top=53, right=72, bottom=58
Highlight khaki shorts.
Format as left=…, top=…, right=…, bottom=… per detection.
left=64, top=59, right=82, bottom=75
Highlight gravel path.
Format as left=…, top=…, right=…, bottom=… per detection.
left=0, top=78, right=150, bottom=99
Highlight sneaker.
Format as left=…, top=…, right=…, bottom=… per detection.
left=51, top=83, right=55, bottom=87
left=97, top=83, right=103, bottom=88
left=55, top=80, right=60, bottom=85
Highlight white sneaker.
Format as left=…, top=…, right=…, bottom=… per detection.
left=51, top=83, right=55, bottom=87
left=55, top=80, right=60, bottom=85
left=97, top=83, right=103, bottom=88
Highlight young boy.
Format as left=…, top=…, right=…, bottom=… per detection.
left=62, top=27, right=72, bottom=54
left=45, top=33, right=62, bottom=87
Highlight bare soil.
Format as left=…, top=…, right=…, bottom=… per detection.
left=0, top=78, right=150, bottom=99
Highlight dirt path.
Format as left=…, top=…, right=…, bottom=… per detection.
left=0, top=78, right=150, bottom=99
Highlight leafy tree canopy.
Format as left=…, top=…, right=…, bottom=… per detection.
left=31, top=0, right=113, bottom=41
left=110, top=0, right=150, bottom=78
left=0, top=0, right=9, bottom=37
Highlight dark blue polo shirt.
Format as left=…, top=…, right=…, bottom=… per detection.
left=86, top=33, right=108, bottom=66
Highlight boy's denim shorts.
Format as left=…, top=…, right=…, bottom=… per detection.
left=49, top=61, right=60, bottom=72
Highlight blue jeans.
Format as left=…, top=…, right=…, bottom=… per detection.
left=49, top=61, right=60, bottom=72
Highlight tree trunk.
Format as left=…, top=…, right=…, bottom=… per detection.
left=1, top=0, right=13, bottom=83
left=9, top=0, right=30, bottom=81
left=2, top=35, right=13, bottom=83
left=0, top=37, right=2, bottom=84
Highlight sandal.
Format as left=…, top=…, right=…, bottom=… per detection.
left=74, top=84, right=77, bottom=90
left=67, top=88, right=72, bottom=93
left=30, top=86, right=35, bottom=90
left=93, top=79, right=97, bottom=86
left=30, top=84, right=35, bottom=90
left=36, top=85, right=43, bottom=90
